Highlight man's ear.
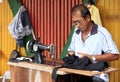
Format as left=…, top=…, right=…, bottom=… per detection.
left=85, top=15, right=91, bottom=21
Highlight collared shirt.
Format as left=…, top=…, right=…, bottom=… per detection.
left=68, top=22, right=119, bottom=82
left=68, top=23, right=119, bottom=58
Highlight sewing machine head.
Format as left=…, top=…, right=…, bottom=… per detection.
left=26, top=39, right=55, bottom=64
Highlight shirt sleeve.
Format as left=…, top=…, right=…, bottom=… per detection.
left=68, top=32, right=75, bottom=52
left=101, top=29, right=119, bottom=54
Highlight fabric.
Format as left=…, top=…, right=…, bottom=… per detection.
left=93, top=76, right=105, bottom=82
left=9, top=50, right=21, bottom=60
left=8, top=6, right=32, bottom=40
left=72, top=74, right=93, bottom=82
left=52, top=55, right=107, bottom=81
left=16, top=39, right=24, bottom=47
left=52, top=66, right=63, bottom=80
left=82, top=0, right=97, bottom=5
left=62, top=55, right=107, bottom=71
left=94, top=73, right=109, bottom=82
left=60, top=26, right=75, bottom=59
left=8, top=0, right=21, bottom=16
left=89, top=5, right=102, bottom=25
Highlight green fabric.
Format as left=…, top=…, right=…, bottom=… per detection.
left=60, top=26, right=75, bottom=60
left=82, top=0, right=97, bottom=5
left=8, top=0, right=21, bottom=16
left=8, top=0, right=34, bottom=57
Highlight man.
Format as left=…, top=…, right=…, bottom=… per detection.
left=68, top=4, right=119, bottom=82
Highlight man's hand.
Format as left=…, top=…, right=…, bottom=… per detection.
left=77, top=52, right=87, bottom=58
left=77, top=52, right=92, bottom=59
left=66, top=51, right=75, bottom=56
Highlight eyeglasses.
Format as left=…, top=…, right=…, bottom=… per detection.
left=72, top=18, right=84, bottom=26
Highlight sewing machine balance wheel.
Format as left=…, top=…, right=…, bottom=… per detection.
left=26, top=39, right=35, bottom=53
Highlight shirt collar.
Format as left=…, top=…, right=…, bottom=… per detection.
left=75, top=21, right=98, bottom=35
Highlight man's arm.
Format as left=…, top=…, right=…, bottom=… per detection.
left=90, top=53, right=119, bottom=61
left=68, top=51, right=75, bottom=55
left=79, top=52, right=119, bottom=61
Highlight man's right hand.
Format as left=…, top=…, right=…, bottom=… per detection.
left=66, top=51, right=75, bottom=56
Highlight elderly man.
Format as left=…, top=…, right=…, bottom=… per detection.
left=67, top=4, right=119, bottom=82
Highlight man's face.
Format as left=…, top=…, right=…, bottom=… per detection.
left=72, top=10, right=90, bottom=31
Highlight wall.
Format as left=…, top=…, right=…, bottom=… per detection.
left=97, top=0, right=120, bottom=82
left=0, top=0, right=13, bottom=75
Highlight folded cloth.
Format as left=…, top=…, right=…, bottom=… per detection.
left=62, top=55, right=107, bottom=71
left=52, top=55, right=108, bottom=80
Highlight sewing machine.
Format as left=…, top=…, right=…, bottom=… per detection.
left=26, top=39, right=55, bottom=64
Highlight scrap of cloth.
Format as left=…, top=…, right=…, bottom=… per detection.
left=8, top=6, right=32, bottom=40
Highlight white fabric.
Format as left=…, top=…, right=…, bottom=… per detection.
left=8, top=6, right=32, bottom=39
left=2, top=71, right=10, bottom=82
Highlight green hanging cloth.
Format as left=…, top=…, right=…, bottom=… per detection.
left=8, top=0, right=21, bottom=16
left=82, top=0, right=97, bottom=5
left=60, top=26, right=75, bottom=60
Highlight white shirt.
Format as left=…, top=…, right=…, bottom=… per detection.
left=68, top=24, right=119, bottom=57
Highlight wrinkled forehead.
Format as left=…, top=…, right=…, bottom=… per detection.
left=72, top=9, right=82, bottom=18
left=72, top=9, right=82, bottom=16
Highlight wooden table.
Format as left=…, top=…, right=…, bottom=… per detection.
left=8, top=61, right=118, bottom=82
